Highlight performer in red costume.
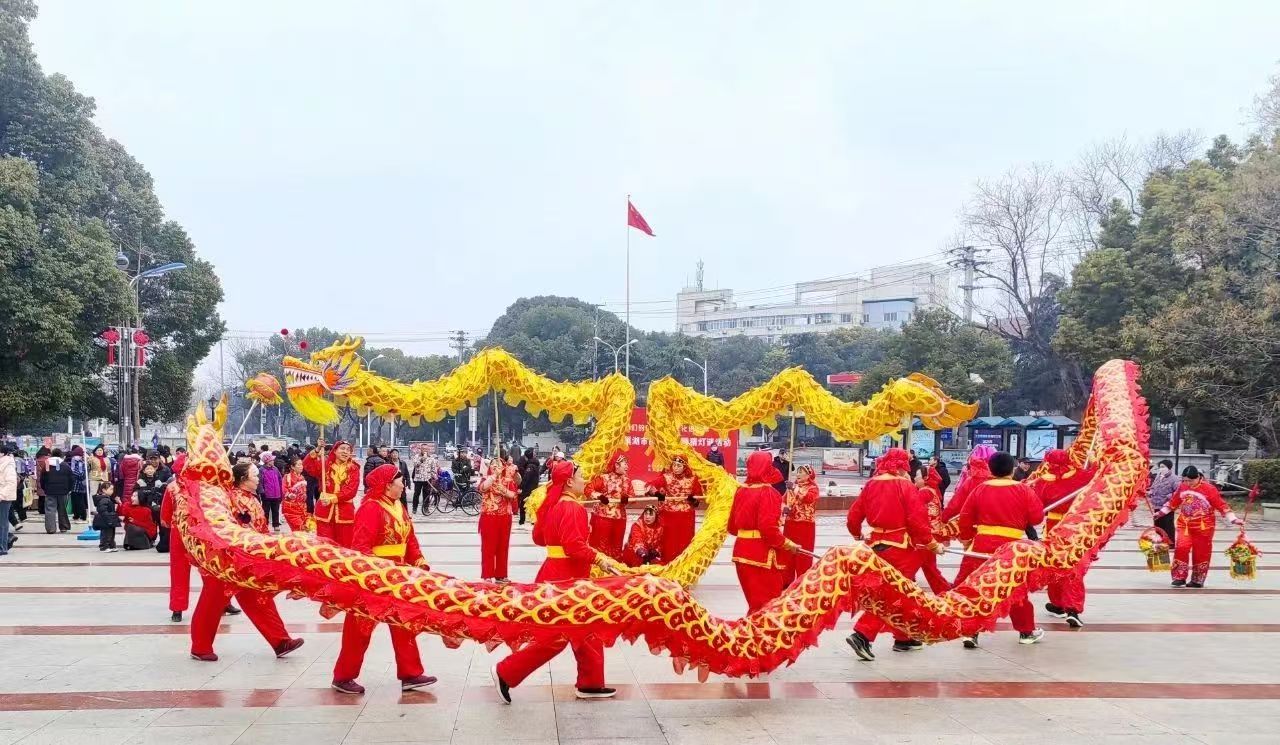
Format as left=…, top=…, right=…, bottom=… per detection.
left=280, top=456, right=310, bottom=532
left=623, top=506, right=664, bottom=567
left=478, top=455, right=519, bottom=582
left=331, top=464, right=436, bottom=694
left=160, top=455, right=192, bottom=622
left=780, top=464, right=819, bottom=586
left=955, top=452, right=1046, bottom=649
left=586, top=451, right=633, bottom=560
left=493, top=460, right=620, bottom=703
left=1034, top=449, right=1095, bottom=626
left=916, top=465, right=952, bottom=594
left=939, top=445, right=996, bottom=523
left=729, top=451, right=800, bottom=613
left=1153, top=466, right=1242, bottom=588
left=189, top=462, right=304, bottom=662
left=648, top=455, right=702, bottom=563
left=302, top=438, right=361, bottom=547
left=845, top=449, right=943, bottom=660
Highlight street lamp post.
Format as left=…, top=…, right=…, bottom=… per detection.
left=360, top=354, right=386, bottom=447
left=115, top=260, right=186, bottom=447
left=682, top=357, right=708, bottom=395
left=594, top=337, right=637, bottom=375
left=1173, top=404, right=1186, bottom=475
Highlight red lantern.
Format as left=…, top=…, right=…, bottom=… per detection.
left=100, top=329, right=121, bottom=365
left=280, top=328, right=290, bottom=336
left=299, top=340, right=309, bottom=350
left=133, top=330, right=150, bottom=367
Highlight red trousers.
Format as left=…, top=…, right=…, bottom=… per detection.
left=332, top=613, right=424, bottom=682
left=589, top=514, right=626, bottom=560
left=189, top=575, right=289, bottom=655
left=478, top=512, right=512, bottom=579
left=735, top=561, right=787, bottom=613
left=496, top=632, right=604, bottom=690
left=659, top=509, right=695, bottom=564
left=1172, top=520, right=1215, bottom=585
left=853, top=545, right=924, bottom=641
left=919, top=551, right=952, bottom=594
left=282, top=497, right=308, bottom=532
left=1044, top=518, right=1086, bottom=612
left=168, top=529, right=192, bottom=612
left=955, top=536, right=1034, bottom=633
left=780, top=520, right=815, bottom=586
left=317, top=520, right=353, bottom=547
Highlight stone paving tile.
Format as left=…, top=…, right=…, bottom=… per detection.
left=124, top=725, right=250, bottom=745
left=230, top=722, right=355, bottom=745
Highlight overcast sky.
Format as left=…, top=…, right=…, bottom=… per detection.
left=29, top=1, right=1280, bottom=358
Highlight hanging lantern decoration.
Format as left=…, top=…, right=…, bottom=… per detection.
left=1138, top=526, right=1171, bottom=572
left=245, top=372, right=285, bottom=407
left=98, top=328, right=121, bottom=365
left=1225, top=534, right=1260, bottom=581
left=133, top=330, right=150, bottom=368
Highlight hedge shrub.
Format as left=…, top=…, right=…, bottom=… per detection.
left=1242, top=460, right=1280, bottom=503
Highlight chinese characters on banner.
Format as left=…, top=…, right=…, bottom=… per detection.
left=626, top=407, right=738, bottom=479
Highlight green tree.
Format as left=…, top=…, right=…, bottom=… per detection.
left=0, top=2, right=223, bottom=435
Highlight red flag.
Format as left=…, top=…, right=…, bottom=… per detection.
left=627, top=200, right=655, bottom=236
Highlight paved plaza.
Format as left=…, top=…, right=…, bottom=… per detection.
left=1, top=513, right=1278, bottom=744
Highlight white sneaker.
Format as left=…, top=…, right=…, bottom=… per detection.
left=1018, top=628, right=1046, bottom=645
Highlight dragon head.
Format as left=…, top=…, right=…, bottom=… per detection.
left=282, top=336, right=365, bottom=426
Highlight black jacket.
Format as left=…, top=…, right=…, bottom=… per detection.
left=935, top=461, right=951, bottom=494
left=40, top=461, right=74, bottom=497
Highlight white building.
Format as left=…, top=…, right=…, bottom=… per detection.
left=676, top=262, right=950, bottom=342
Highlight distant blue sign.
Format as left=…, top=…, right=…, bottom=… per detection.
left=972, top=429, right=1002, bottom=450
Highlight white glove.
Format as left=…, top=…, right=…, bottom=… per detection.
left=1227, top=511, right=1243, bottom=526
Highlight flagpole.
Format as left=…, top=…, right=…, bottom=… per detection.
left=625, top=193, right=631, bottom=380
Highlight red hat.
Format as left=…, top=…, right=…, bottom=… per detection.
left=606, top=451, right=627, bottom=473
left=875, top=448, right=911, bottom=475
left=364, top=463, right=401, bottom=501
left=1042, top=449, right=1075, bottom=477
left=745, top=450, right=782, bottom=485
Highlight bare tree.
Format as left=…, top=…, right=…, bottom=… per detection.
left=1250, top=65, right=1280, bottom=136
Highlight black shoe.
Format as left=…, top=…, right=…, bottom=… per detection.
left=845, top=632, right=875, bottom=661
left=1171, top=580, right=1186, bottom=588
left=575, top=687, right=617, bottom=699
left=907, top=639, right=924, bottom=649
left=491, top=663, right=511, bottom=704
left=1065, top=612, right=1084, bottom=628
left=1043, top=603, right=1066, bottom=618
left=1187, top=581, right=1204, bottom=589
left=170, top=611, right=183, bottom=623
left=962, top=634, right=979, bottom=649
left=892, top=641, right=915, bottom=653
left=223, top=604, right=242, bottom=616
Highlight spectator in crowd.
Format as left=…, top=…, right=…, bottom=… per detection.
left=34, top=445, right=50, bottom=514
left=87, top=445, right=111, bottom=517
left=411, top=449, right=436, bottom=514
left=40, top=448, right=74, bottom=534
left=0, top=442, right=18, bottom=555
left=929, top=454, right=952, bottom=496
left=259, top=452, right=283, bottom=530
left=1148, top=458, right=1180, bottom=549
left=68, top=445, right=89, bottom=522
left=706, top=444, right=725, bottom=468
left=771, top=448, right=791, bottom=495
left=363, top=445, right=386, bottom=482
left=93, top=482, right=120, bottom=552
left=1013, top=457, right=1034, bottom=482
left=452, top=448, right=475, bottom=491
left=302, top=445, right=319, bottom=513
left=908, top=450, right=924, bottom=481
left=386, top=448, right=411, bottom=505
left=13, top=449, right=34, bottom=525
left=517, top=448, right=540, bottom=526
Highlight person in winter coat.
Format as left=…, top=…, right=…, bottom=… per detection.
left=34, top=446, right=50, bottom=515
left=385, top=448, right=411, bottom=505
left=258, top=452, right=283, bottom=530
left=92, top=482, right=121, bottom=552
left=0, top=443, right=18, bottom=555
left=68, top=446, right=89, bottom=522
left=517, top=449, right=541, bottom=525
left=39, top=449, right=73, bottom=534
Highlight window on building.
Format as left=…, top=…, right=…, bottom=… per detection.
left=883, top=312, right=898, bottom=322
left=814, top=313, right=832, bottom=324
left=697, top=322, right=708, bottom=332
left=839, top=313, right=852, bottom=323
left=862, top=313, right=869, bottom=323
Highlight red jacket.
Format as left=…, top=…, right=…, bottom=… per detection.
left=650, top=470, right=702, bottom=513
left=940, top=461, right=992, bottom=522
left=351, top=497, right=426, bottom=567
left=846, top=474, right=934, bottom=549
left=958, top=479, right=1044, bottom=542
left=533, top=498, right=596, bottom=581
left=1159, top=479, right=1234, bottom=531
left=729, top=452, right=792, bottom=570
left=302, top=449, right=360, bottom=524
left=159, top=481, right=180, bottom=528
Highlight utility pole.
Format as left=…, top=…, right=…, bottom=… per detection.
left=592, top=306, right=600, bottom=382
left=948, top=245, right=983, bottom=323
left=449, top=330, right=469, bottom=446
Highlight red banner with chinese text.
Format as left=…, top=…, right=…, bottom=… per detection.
left=626, top=407, right=738, bottom=480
